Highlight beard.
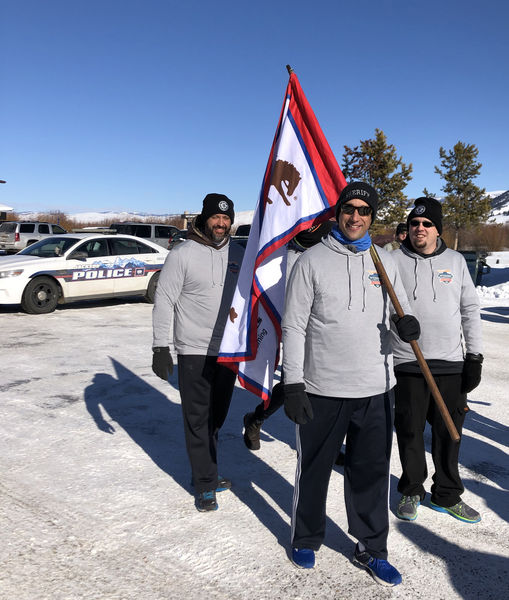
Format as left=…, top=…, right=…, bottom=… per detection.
left=205, top=223, right=231, bottom=244
left=412, top=236, right=426, bottom=248
left=411, top=235, right=428, bottom=250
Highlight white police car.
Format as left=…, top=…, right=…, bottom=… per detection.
left=0, top=233, right=169, bottom=314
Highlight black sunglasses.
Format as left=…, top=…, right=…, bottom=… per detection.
left=340, top=203, right=372, bottom=216
left=410, top=219, right=435, bottom=228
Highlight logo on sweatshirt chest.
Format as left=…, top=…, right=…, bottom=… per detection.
left=437, top=270, right=453, bottom=284
left=367, top=271, right=381, bottom=287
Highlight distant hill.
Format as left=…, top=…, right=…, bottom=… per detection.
left=490, top=191, right=509, bottom=223
left=14, top=208, right=256, bottom=230
left=14, top=191, right=508, bottom=226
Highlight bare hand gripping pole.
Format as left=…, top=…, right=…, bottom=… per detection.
left=369, top=244, right=460, bottom=442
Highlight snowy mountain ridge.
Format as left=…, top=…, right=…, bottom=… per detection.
left=13, top=191, right=509, bottom=226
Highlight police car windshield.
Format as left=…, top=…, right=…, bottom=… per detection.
left=19, top=237, right=82, bottom=257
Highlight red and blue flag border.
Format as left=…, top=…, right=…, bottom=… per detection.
left=218, top=72, right=346, bottom=401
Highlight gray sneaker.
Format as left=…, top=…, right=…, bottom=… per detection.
left=396, top=495, right=421, bottom=521
left=430, top=500, right=481, bottom=523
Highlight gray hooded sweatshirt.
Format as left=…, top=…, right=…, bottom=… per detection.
left=282, top=233, right=412, bottom=398
left=391, top=239, right=482, bottom=372
left=152, top=235, right=244, bottom=355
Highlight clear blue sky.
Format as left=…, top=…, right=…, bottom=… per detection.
left=1, top=0, right=508, bottom=215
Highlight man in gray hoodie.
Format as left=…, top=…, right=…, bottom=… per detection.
left=281, top=182, right=420, bottom=587
left=392, top=197, right=483, bottom=524
left=151, top=194, right=244, bottom=512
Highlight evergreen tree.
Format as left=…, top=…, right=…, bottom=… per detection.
left=434, top=142, right=491, bottom=250
left=341, top=128, right=413, bottom=228
left=421, top=188, right=437, bottom=198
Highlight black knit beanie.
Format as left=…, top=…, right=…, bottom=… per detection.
left=199, top=193, right=235, bottom=224
left=407, top=197, right=442, bottom=234
left=335, top=182, right=378, bottom=221
left=294, top=220, right=334, bottom=249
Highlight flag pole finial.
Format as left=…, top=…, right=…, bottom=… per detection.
left=286, top=64, right=294, bottom=75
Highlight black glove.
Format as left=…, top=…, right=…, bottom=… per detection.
left=283, top=383, right=314, bottom=425
left=392, top=314, right=420, bottom=342
left=461, top=353, right=483, bottom=394
left=152, top=347, right=174, bottom=380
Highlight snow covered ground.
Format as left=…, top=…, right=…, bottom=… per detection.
left=1, top=254, right=508, bottom=600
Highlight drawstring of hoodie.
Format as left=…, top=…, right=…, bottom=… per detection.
left=362, top=253, right=367, bottom=311
left=412, top=259, right=418, bottom=299
left=210, top=246, right=216, bottom=285
left=346, top=252, right=367, bottom=311
left=347, top=254, right=352, bottom=310
left=210, top=246, right=225, bottom=287
left=430, top=259, right=437, bottom=301
left=411, top=256, right=437, bottom=301
left=325, top=230, right=371, bottom=311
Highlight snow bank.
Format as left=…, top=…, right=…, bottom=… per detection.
left=477, top=251, right=509, bottom=300
left=485, top=251, right=509, bottom=267
left=477, top=282, right=509, bottom=299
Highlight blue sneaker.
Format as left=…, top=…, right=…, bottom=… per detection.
left=291, top=548, right=315, bottom=569
left=353, top=545, right=402, bottom=586
left=430, top=500, right=481, bottom=523
left=196, top=490, right=218, bottom=512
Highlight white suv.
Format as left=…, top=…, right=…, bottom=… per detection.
left=0, top=221, right=68, bottom=253
left=109, top=222, right=182, bottom=249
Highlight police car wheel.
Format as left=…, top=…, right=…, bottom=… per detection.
left=145, top=271, right=160, bottom=304
left=21, top=276, right=59, bottom=314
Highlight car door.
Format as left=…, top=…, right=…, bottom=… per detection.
left=108, top=237, right=161, bottom=296
left=37, top=223, right=50, bottom=241
left=63, top=238, right=115, bottom=299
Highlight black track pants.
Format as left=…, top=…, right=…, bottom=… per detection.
left=178, top=355, right=236, bottom=494
left=291, top=391, right=394, bottom=560
left=394, top=372, right=466, bottom=506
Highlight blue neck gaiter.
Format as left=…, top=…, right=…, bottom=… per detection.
left=331, top=224, right=372, bottom=251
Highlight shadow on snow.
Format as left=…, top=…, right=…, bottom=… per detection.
left=83, top=358, right=353, bottom=557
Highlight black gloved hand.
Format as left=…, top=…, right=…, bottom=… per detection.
left=392, top=314, right=420, bottom=342
left=283, top=383, right=313, bottom=425
left=152, top=347, right=174, bottom=380
left=461, top=353, right=483, bottom=394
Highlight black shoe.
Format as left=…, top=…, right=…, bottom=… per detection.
left=196, top=490, right=218, bottom=512
left=243, top=412, right=263, bottom=450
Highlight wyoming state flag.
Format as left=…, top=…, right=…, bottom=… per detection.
left=218, top=68, right=346, bottom=403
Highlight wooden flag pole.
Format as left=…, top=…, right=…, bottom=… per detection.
left=369, top=244, right=460, bottom=443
